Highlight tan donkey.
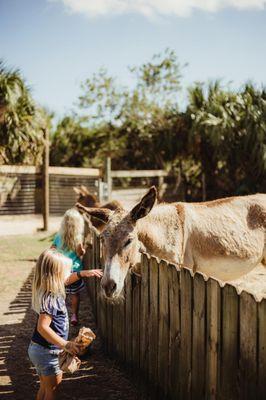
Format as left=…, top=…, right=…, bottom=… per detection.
left=76, top=187, right=266, bottom=299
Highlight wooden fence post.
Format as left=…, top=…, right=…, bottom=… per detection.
left=192, top=273, right=206, bottom=399
left=42, top=127, right=49, bottom=231
left=104, top=156, right=112, bottom=201
left=168, top=264, right=181, bottom=399
left=239, top=292, right=257, bottom=400
left=139, top=254, right=150, bottom=378
left=258, top=299, right=266, bottom=399
left=148, top=257, right=159, bottom=391
left=158, top=260, right=170, bottom=397
left=220, top=284, right=239, bottom=399
left=180, top=268, right=193, bottom=400
left=206, top=278, right=221, bottom=400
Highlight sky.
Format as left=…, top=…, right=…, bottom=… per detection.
left=0, top=0, right=266, bottom=116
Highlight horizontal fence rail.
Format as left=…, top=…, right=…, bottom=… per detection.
left=85, top=231, right=266, bottom=400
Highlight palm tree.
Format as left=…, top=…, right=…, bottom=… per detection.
left=0, top=61, right=45, bottom=165
left=187, top=81, right=266, bottom=197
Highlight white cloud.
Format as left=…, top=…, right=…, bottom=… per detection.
left=53, top=0, right=266, bottom=19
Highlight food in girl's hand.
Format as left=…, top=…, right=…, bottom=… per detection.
left=59, top=351, right=81, bottom=374
left=74, top=327, right=96, bottom=355
left=59, top=326, right=96, bottom=373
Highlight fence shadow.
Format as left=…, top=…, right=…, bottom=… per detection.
left=0, top=270, right=39, bottom=400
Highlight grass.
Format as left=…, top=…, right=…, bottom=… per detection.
left=0, top=233, right=52, bottom=264
left=0, top=233, right=53, bottom=310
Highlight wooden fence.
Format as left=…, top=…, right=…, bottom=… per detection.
left=85, top=232, right=266, bottom=400
left=0, top=165, right=100, bottom=215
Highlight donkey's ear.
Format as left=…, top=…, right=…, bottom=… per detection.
left=73, top=186, right=82, bottom=195
left=75, top=203, right=112, bottom=224
left=80, top=185, right=90, bottom=195
left=130, top=186, right=157, bottom=222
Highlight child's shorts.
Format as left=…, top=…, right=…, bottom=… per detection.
left=66, top=278, right=85, bottom=295
left=28, top=341, right=62, bottom=376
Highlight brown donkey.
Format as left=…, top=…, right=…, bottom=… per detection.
left=76, top=187, right=266, bottom=299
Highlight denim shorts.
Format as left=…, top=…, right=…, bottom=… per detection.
left=28, top=341, right=62, bottom=376
left=66, top=278, right=85, bottom=295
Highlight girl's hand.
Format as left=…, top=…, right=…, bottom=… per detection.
left=64, top=341, right=81, bottom=355
left=82, top=269, right=103, bottom=279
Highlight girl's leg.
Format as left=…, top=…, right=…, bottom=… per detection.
left=70, top=293, right=80, bottom=324
left=36, top=375, right=45, bottom=400
left=41, top=373, right=63, bottom=400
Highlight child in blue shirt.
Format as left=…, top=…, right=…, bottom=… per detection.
left=51, top=208, right=87, bottom=326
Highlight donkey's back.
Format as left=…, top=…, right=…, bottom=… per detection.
left=183, top=193, right=266, bottom=280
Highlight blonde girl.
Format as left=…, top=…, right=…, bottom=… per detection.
left=51, top=208, right=87, bottom=326
left=28, top=249, right=102, bottom=400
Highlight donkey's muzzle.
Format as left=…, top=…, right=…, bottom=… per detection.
left=101, top=279, right=117, bottom=298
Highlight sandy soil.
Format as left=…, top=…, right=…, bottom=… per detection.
left=0, top=214, right=62, bottom=236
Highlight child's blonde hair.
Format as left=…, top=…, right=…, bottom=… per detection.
left=59, top=208, right=85, bottom=252
left=32, top=249, right=72, bottom=314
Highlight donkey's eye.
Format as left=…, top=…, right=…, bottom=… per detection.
left=124, top=238, right=132, bottom=248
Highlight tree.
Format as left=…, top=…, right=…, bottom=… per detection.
left=0, top=61, right=46, bottom=165
left=187, top=81, right=266, bottom=197
left=77, top=49, right=186, bottom=166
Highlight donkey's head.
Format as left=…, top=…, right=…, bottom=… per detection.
left=76, top=186, right=157, bottom=299
left=73, top=186, right=99, bottom=208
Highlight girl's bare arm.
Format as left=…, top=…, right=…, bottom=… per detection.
left=64, top=269, right=103, bottom=286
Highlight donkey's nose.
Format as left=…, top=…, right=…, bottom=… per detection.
left=102, top=279, right=117, bottom=297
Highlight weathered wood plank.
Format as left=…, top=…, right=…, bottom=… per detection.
left=180, top=268, right=193, bottom=400
left=112, top=302, right=119, bottom=357
left=168, top=264, right=181, bottom=399
left=139, top=254, right=150, bottom=377
left=192, top=273, right=206, bottom=400
left=148, top=257, right=159, bottom=385
left=258, top=299, right=266, bottom=400
left=158, top=259, right=170, bottom=397
left=132, top=272, right=141, bottom=371
left=206, top=278, right=221, bottom=400
left=220, top=284, right=239, bottom=400
left=106, top=300, right=113, bottom=356
left=111, top=169, right=167, bottom=178
left=124, top=273, right=133, bottom=365
left=239, top=291, right=257, bottom=400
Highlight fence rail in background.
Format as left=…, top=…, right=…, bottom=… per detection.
left=108, top=166, right=171, bottom=207
left=0, top=165, right=100, bottom=215
left=85, top=231, right=266, bottom=400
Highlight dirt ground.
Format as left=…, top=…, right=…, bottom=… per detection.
left=0, top=214, right=62, bottom=236
left=0, top=234, right=147, bottom=400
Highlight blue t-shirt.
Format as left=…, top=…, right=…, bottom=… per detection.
left=32, top=294, right=69, bottom=350
left=52, top=233, right=83, bottom=272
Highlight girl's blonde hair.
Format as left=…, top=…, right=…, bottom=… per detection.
left=32, top=249, right=72, bottom=314
left=59, top=208, right=85, bottom=252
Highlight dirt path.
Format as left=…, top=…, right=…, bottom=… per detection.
left=0, top=235, right=146, bottom=400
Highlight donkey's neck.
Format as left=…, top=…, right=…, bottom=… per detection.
left=136, top=203, right=183, bottom=264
